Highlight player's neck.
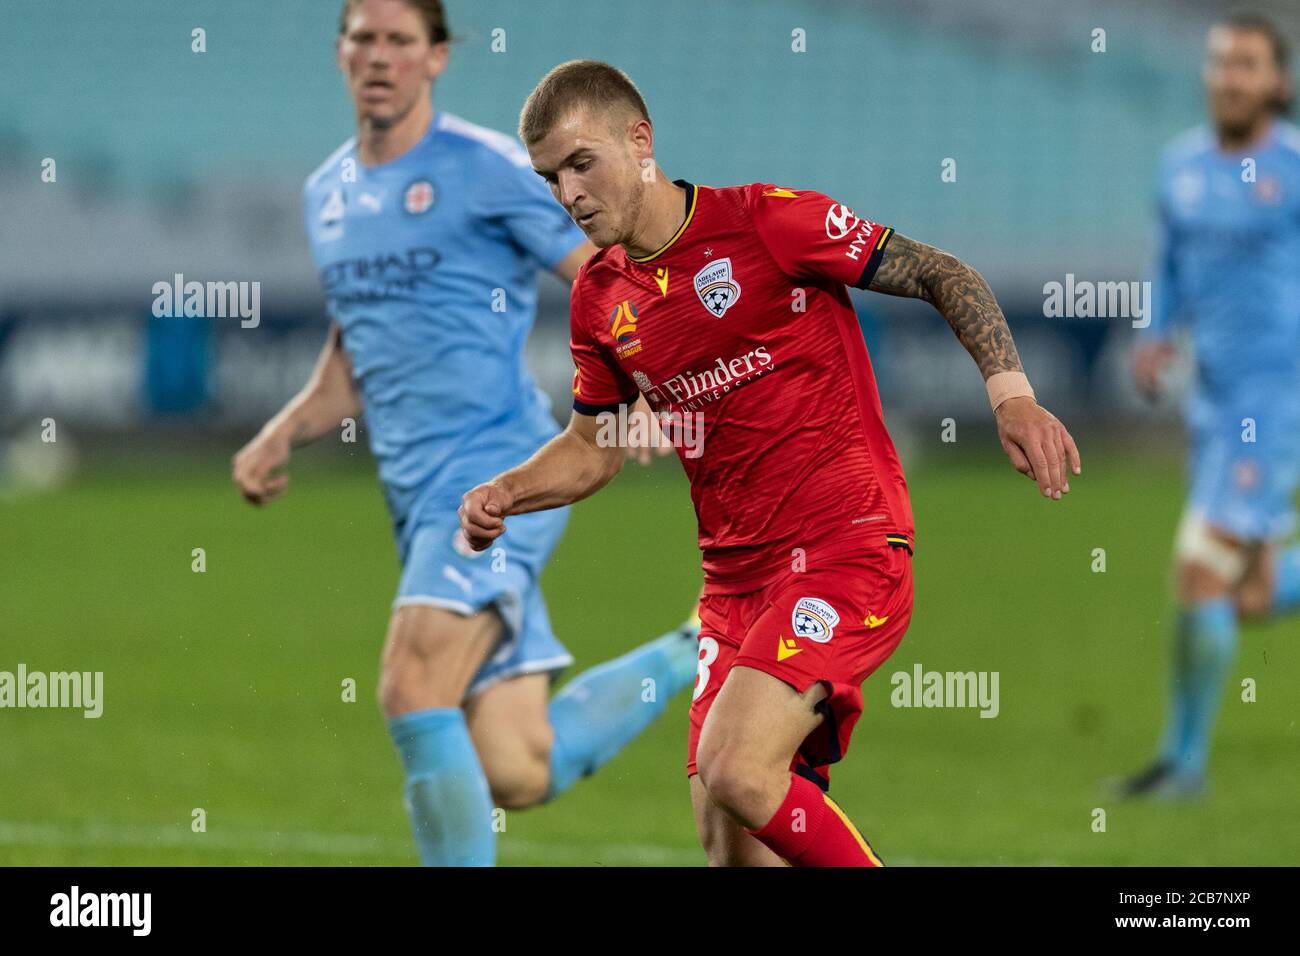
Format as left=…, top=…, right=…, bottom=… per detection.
left=356, top=98, right=434, bottom=167
left=623, top=176, right=687, bottom=260
left=1215, top=114, right=1275, bottom=154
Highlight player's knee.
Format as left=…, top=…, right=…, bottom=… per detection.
left=377, top=621, right=461, bottom=716
left=377, top=670, right=454, bottom=718
left=696, top=744, right=768, bottom=822
left=1175, top=513, right=1245, bottom=603
left=1176, top=559, right=1233, bottom=605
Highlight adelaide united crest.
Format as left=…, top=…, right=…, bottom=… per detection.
left=693, top=256, right=741, bottom=318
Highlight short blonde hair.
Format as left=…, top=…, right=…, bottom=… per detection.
left=519, top=60, right=650, bottom=145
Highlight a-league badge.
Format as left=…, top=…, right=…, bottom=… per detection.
left=792, top=597, right=840, bottom=644
left=694, top=256, right=741, bottom=317
left=403, top=178, right=436, bottom=215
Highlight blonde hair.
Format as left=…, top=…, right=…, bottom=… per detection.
left=519, top=60, right=650, bottom=144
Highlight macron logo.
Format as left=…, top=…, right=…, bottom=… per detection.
left=50, top=886, right=151, bottom=936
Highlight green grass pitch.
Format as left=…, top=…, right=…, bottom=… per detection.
left=1, top=440, right=1296, bottom=865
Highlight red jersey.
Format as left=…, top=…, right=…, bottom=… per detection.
left=570, top=180, right=913, bottom=594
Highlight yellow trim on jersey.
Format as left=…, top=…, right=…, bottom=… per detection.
left=822, top=794, right=884, bottom=866
left=876, top=227, right=893, bottom=250
left=629, top=183, right=698, bottom=263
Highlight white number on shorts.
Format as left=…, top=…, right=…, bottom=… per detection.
left=693, top=635, right=719, bottom=702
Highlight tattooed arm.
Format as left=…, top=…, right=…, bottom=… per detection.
left=867, top=232, right=1082, bottom=498
left=867, top=232, right=1023, bottom=378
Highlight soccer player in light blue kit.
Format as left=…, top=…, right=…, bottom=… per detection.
left=232, top=0, right=698, bottom=863
left=1124, top=14, right=1300, bottom=797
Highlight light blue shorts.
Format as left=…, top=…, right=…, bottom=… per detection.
left=393, top=506, right=572, bottom=699
left=1187, top=405, right=1300, bottom=542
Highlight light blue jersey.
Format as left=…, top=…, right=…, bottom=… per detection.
left=303, top=110, right=586, bottom=694
left=303, top=110, right=585, bottom=543
left=1147, top=120, right=1300, bottom=539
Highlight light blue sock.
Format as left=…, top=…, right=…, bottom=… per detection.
left=1158, top=599, right=1236, bottom=777
left=1273, top=544, right=1300, bottom=613
left=389, top=708, right=496, bottom=866
left=545, top=623, right=700, bottom=801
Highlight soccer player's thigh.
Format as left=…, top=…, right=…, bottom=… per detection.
left=1235, top=543, right=1274, bottom=618
left=378, top=521, right=507, bottom=716
left=696, top=666, right=830, bottom=828
left=377, top=602, right=502, bottom=715
left=1180, top=420, right=1294, bottom=607
left=464, top=672, right=553, bottom=809
left=698, top=547, right=913, bottom=825
left=1176, top=424, right=1248, bottom=601
left=1232, top=440, right=1299, bottom=616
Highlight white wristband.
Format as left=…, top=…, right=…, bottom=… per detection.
left=986, top=371, right=1035, bottom=412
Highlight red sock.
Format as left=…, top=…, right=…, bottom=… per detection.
left=747, top=773, right=884, bottom=867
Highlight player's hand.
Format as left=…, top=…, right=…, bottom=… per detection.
left=459, top=480, right=515, bottom=551
left=232, top=426, right=293, bottom=506
left=624, top=395, right=675, bottom=465
left=994, top=397, right=1081, bottom=500
left=1132, top=340, right=1177, bottom=401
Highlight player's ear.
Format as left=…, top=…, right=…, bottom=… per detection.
left=426, top=41, right=450, bottom=81
left=629, top=118, right=654, bottom=164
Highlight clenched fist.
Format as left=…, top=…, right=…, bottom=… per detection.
left=232, top=427, right=292, bottom=506
left=459, top=480, right=515, bottom=551
left=1132, top=340, right=1177, bottom=402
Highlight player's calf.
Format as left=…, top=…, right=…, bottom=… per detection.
left=1125, top=512, right=1243, bottom=797
left=465, top=673, right=554, bottom=810
left=480, top=753, right=550, bottom=810
left=689, top=775, right=785, bottom=867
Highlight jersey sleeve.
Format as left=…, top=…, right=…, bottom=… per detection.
left=569, top=274, right=639, bottom=416
left=479, top=146, right=588, bottom=271
left=748, top=184, right=893, bottom=289
left=1143, top=190, right=1182, bottom=341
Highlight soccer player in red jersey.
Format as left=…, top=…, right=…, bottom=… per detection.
left=460, top=61, right=1082, bottom=866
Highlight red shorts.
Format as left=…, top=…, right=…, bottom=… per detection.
left=687, top=542, right=914, bottom=791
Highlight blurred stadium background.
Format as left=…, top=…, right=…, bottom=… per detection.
left=1, top=0, right=1297, bottom=865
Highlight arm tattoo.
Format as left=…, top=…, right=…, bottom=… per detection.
left=867, top=232, right=1023, bottom=379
